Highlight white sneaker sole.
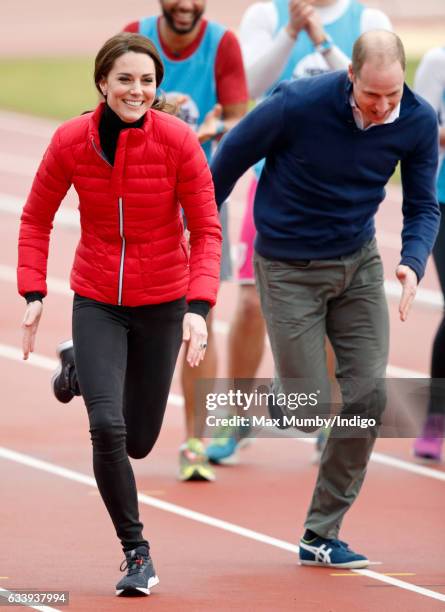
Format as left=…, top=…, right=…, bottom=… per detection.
left=56, top=339, right=74, bottom=358
left=115, top=575, right=159, bottom=596
left=300, top=559, right=369, bottom=569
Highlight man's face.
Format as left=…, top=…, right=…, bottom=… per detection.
left=160, top=0, right=205, bottom=34
left=349, top=60, right=405, bottom=127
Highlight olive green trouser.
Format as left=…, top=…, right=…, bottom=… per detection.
left=254, top=239, right=389, bottom=538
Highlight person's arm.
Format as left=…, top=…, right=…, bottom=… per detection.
left=240, top=1, right=352, bottom=98
left=18, top=127, right=72, bottom=357
left=196, top=31, right=248, bottom=143
left=305, top=7, right=393, bottom=74
left=239, top=2, right=298, bottom=98
left=210, top=82, right=288, bottom=207
left=397, top=108, right=440, bottom=321
left=414, top=48, right=445, bottom=147
left=176, top=126, right=223, bottom=367
left=176, top=127, right=222, bottom=305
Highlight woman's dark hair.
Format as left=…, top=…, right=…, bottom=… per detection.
left=94, top=32, right=168, bottom=112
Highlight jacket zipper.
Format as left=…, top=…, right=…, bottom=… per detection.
left=117, top=197, right=126, bottom=305
left=91, top=136, right=112, bottom=167
left=91, top=137, right=125, bottom=305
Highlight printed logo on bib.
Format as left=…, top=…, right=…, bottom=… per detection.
left=165, top=91, right=200, bottom=131
left=292, top=54, right=331, bottom=79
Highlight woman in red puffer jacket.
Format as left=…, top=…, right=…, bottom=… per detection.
left=17, top=32, right=221, bottom=597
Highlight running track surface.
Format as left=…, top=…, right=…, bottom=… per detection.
left=1, top=100, right=445, bottom=612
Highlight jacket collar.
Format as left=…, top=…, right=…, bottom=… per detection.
left=88, top=102, right=152, bottom=142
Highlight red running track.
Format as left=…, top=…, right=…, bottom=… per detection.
left=0, top=111, right=444, bottom=611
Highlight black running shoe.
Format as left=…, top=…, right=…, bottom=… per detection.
left=115, top=546, right=159, bottom=596
left=51, top=340, right=80, bottom=403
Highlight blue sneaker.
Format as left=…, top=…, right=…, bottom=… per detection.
left=299, top=536, right=369, bottom=569
left=206, top=425, right=251, bottom=465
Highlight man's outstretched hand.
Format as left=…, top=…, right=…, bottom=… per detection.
left=396, top=265, right=418, bottom=322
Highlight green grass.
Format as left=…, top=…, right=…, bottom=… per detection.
left=0, top=55, right=420, bottom=185
left=405, top=57, right=418, bottom=89
left=0, top=55, right=420, bottom=121
left=0, top=57, right=97, bottom=120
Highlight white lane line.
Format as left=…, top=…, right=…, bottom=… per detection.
left=0, top=587, right=60, bottom=611
left=386, top=365, right=427, bottom=378
left=0, top=111, right=59, bottom=138
left=384, top=281, right=443, bottom=310
left=0, top=342, right=443, bottom=486
left=351, top=571, right=445, bottom=603
left=0, top=282, right=431, bottom=376
left=0, top=194, right=79, bottom=228
left=294, top=439, right=445, bottom=483
left=2, top=193, right=442, bottom=307
left=0, top=152, right=40, bottom=177
left=0, top=446, right=444, bottom=603
left=0, top=445, right=297, bottom=554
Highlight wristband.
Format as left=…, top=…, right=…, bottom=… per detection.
left=314, top=36, right=333, bottom=56
left=215, top=119, right=226, bottom=136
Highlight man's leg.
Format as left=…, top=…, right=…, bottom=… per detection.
left=254, top=248, right=380, bottom=568
left=304, top=241, right=389, bottom=539
left=179, top=199, right=232, bottom=481
left=228, top=176, right=265, bottom=380
left=206, top=284, right=266, bottom=464
left=253, top=252, right=335, bottom=422
left=414, top=209, right=445, bottom=459
left=228, top=284, right=266, bottom=379
left=207, top=177, right=266, bottom=464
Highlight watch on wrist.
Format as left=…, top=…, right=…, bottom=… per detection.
left=314, top=36, right=333, bottom=55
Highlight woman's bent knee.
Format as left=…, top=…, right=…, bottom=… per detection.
left=90, top=424, right=126, bottom=454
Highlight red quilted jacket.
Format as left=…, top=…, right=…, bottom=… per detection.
left=18, top=103, right=222, bottom=307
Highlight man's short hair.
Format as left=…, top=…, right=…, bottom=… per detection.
left=352, top=31, right=406, bottom=77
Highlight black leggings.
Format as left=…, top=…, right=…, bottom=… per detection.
left=430, top=206, right=445, bottom=414
left=72, top=294, right=186, bottom=550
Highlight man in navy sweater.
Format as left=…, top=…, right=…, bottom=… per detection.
left=211, top=30, right=439, bottom=568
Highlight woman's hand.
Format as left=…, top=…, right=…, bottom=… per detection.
left=22, top=300, right=43, bottom=360
left=182, top=312, right=208, bottom=368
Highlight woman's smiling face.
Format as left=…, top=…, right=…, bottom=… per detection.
left=99, top=51, right=157, bottom=123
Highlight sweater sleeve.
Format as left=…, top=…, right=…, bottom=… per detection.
left=176, top=129, right=222, bottom=307
left=210, top=82, right=288, bottom=206
left=17, top=128, right=72, bottom=297
left=399, top=108, right=440, bottom=281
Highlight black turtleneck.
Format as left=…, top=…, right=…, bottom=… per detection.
left=99, top=103, right=144, bottom=166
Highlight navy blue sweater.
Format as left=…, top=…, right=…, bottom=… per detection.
left=211, top=71, right=440, bottom=281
